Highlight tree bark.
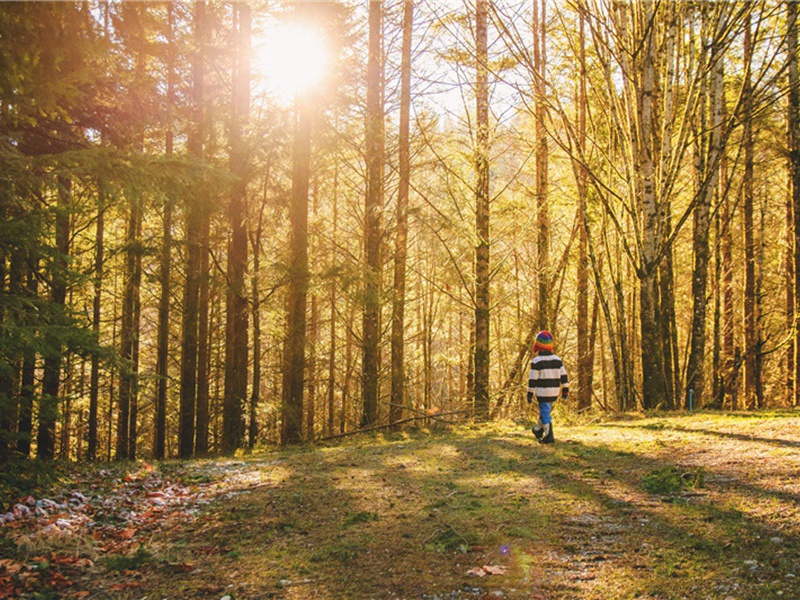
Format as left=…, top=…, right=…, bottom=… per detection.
left=116, top=200, right=142, bottom=461
left=534, top=0, right=549, bottom=331
left=391, top=0, right=413, bottom=427
left=38, top=177, right=70, bottom=460
left=223, top=1, right=251, bottom=454
left=789, top=0, right=800, bottom=408
left=362, top=0, right=384, bottom=428
left=473, top=0, right=490, bottom=420
left=686, top=15, right=724, bottom=409
left=179, top=0, right=207, bottom=458
left=154, top=3, right=175, bottom=461
left=636, top=0, right=669, bottom=410
left=282, top=92, right=312, bottom=445
left=742, top=14, right=763, bottom=409
left=576, top=9, right=591, bottom=413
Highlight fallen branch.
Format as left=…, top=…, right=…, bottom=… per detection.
left=317, top=409, right=471, bottom=441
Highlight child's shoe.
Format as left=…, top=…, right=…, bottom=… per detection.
left=532, top=424, right=544, bottom=440
left=539, top=423, right=554, bottom=444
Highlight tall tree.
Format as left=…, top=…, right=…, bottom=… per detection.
left=116, top=197, right=142, bottom=461
left=473, top=0, right=490, bottom=420
left=361, top=0, right=384, bottom=428
left=742, top=12, right=763, bottom=409
left=282, top=93, right=313, bottom=444
left=223, top=2, right=251, bottom=454
left=789, top=0, right=800, bottom=409
left=390, top=0, right=414, bottom=426
left=154, top=3, right=176, bottom=461
left=179, top=0, right=207, bottom=458
left=576, top=8, right=591, bottom=413
left=39, top=177, right=71, bottom=460
left=686, top=8, right=725, bottom=409
left=534, top=0, right=549, bottom=331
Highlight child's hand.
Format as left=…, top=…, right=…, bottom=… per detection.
left=526, top=391, right=533, bottom=404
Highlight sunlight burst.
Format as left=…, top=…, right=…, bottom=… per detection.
left=254, top=22, right=330, bottom=101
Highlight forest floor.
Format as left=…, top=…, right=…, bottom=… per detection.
left=1, top=410, right=799, bottom=600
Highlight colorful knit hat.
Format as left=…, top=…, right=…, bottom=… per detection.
left=533, top=330, right=554, bottom=352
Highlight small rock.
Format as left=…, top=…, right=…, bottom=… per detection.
left=770, top=537, right=783, bottom=544
left=220, top=596, right=232, bottom=600
left=278, top=579, right=293, bottom=588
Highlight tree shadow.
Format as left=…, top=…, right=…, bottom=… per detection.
left=605, top=421, right=800, bottom=449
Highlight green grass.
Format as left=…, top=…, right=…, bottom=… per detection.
left=7, top=411, right=800, bottom=599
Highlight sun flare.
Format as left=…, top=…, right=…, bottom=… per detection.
left=254, top=21, right=330, bottom=101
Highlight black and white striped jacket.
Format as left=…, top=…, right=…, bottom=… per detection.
left=528, top=351, right=569, bottom=403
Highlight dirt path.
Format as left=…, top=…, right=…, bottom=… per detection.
left=2, top=411, right=798, bottom=599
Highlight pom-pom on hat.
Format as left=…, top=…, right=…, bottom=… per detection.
left=534, top=330, right=554, bottom=352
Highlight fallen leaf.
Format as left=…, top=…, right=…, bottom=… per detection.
left=119, top=528, right=137, bottom=540
left=483, top=565, right=508, bottom=575
left=467, top=567, right=486, bottom=577
left=0, top=560, right=24, bottom=575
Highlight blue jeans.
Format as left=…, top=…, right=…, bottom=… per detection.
left=538, top=401, right=553, bottom=425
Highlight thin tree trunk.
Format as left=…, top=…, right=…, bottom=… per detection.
left=327, top=160, right=339, bottom=437
left=196, top=215, right=211, bottom=455
left=743, top=15, right=761, bottom=409
left=788, top=0, right=800, bottom=408
left=17, top=264, right=37, bottom=457
left=534, top=0, right=549, bottom=330
left=116, top=201, right=141, bottom=461
left=686, top=22, right=723, bottom=409
left=249, top=212, right=263, bottom=448
left=282, top=92, right=312, bottom=444
left=223, top=1, right=251, bottom=454
left=179, top=0, right=207, bottom=458
left=154, top=3, right=175, bottom=460
left=307, top=294, right=318, bottom=441
left=391, top=0, right=413, bottom=427
left=39, top=177, right=70, bottom=460
left=576, top=9, right=591, bottom=412
left=362, top=0, right=384, bottom=428
left=473, top=0, right=490, bottom=420
left=88, top=196, right=104, bottom=460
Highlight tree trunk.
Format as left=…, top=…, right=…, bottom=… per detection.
left=196, top=215, right=211, bottom=454
left=473, top=0, right=490, bottom=420
left=179, top=0, right=207, bottom=458
left=391, top=0, right=413, bottom=427
left=636, top=0, right=668, bottom=410
left=534, top=0, right=549, bottom=331
left=282, top=91, right=312, bottom=445
left=686, top=22, right=723, bottom=409
left=327, top=160, right=339, bottom=437
left=223, top=1, right=251, bottom=454
left=154, top=3, right=175, bottom=460
left=249, top=209, right=264, bottom=448
left=39, top=177, right=71, bottom=460
left=17, top=265, right=37, bottom=457
left=789, top=0, right=800, bottom=408
left=576, top=10, right=591, bottom=413
left=362, top=0, right=384, bottom=428
left=307, top=294, right=318, bottom=441
left=743, top=15, right=762, bottom=409
left=116, top=201, right=142, bottom=461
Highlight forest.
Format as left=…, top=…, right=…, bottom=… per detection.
left=2, top=0, right=800, bottom=463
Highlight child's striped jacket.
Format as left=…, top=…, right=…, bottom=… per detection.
left=528, top=350, right=569, bottom=403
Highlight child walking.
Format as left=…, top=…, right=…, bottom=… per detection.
left=527, top=330, right=569, bottom=444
